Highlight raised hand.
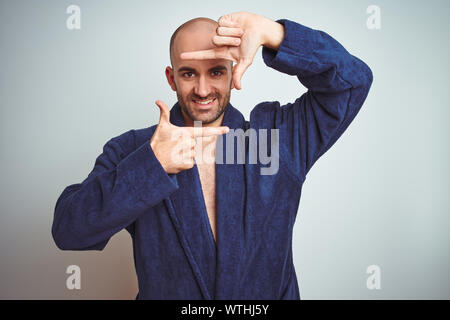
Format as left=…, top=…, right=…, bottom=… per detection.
left=149, top=100, right=229, bottom=174
left=180, top=12, right=284, bottom=90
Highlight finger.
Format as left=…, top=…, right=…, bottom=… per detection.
left=217, top=27, right=244, bottom=37
left=218, top=15, right=239, bottom=28
left=190, top=126, right=230, bottom=137
left=181, top=141, right=195, bottom=154
left=199, top=135, right=216, bottom=143
left=232, top=59, right=252, bottom=90
left=170, top=127, right=186, bottom=142
left=177, top=146, right=194, bottom=166
left=201, top=126, right=230, bottom=137
left=213, top=35, right=241, bottom=47
left=180, top=49, right=220, bottom=61
left=155, top=100, right=170, bottom=123
left=230, top=63, right=235, bottom=90
left=181, top=48, right=236, bottom=63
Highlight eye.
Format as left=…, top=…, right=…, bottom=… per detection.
left=182, top=72, right=194, bottom=78
left=211, top=70, right=223, bottom=77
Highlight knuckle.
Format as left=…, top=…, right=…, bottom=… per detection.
left=242, top=57, right=252, bottom=65
left=186, top=160, right=194, bottom=169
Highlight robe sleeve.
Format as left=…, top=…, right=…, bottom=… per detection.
left=255, top=19, right=373, bottom=181
left=52, top=129, right=179, bottom=250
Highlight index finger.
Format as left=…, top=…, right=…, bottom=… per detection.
left=180, top=49, right=221, bottom=61
left=191, top=126, right=230, bottom=137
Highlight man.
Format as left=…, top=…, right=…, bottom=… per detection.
left=52, top=12, right=373, bottom=299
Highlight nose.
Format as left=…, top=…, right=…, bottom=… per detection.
left=194, top=75, right=211, bottom=98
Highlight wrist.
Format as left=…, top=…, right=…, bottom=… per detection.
left=149, top=138, right=157, bottom=153
left=150, top=141, right=170, bottom=173
left=261, top=19, right=285, bottom=51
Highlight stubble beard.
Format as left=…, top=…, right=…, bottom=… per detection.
left=177, top=90, right=231, bottom=125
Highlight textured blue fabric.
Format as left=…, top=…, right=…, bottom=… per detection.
left=52, top=19, right=373, bottom=300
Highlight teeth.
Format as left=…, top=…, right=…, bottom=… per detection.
left=195, top=98, right=214, bottom=105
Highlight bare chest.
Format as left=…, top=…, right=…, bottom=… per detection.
left=196, top=162, right=217, bottom=242
left=195, top=139, right=217, bottom=242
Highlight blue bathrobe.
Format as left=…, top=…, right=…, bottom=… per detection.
left=52, top=19, right=373, bottom=300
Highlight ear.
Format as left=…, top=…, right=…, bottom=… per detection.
left=165, top=66, right=177, bottom=91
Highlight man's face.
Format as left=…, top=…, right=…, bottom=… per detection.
left=167, top=22, right=233, bottom=125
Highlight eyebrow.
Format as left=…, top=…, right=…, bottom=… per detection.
left=177, top=65, right=228, bottom=73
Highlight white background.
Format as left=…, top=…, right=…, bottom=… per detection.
left=0, top=0, right=449, bottom=299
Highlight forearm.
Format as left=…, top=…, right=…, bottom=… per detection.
left=263, top=19, right=373, bottom=93
left=52, top=134, right=179, bottom=250
left=257, top=19, right=373, bottom=179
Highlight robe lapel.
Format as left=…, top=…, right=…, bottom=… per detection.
left=214, top=104, right=247, bottom=300
left=166, top=103, right=217, bottom=299
left=166, top=103, right=247, bottom=300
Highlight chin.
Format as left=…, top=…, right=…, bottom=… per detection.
left=191, top=113, right=219, bottom=125
left=187, top=105, right=224, bottom=125
left=179, top=96, right=228, bottom=125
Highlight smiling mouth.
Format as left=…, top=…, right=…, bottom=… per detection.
left=192, top=98, right=216, bottom=108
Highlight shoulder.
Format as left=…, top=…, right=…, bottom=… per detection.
left=249, top=100, right=286, bottom=129
left=131, top=125, right=158, bottom=146
left=105, top=125, right=157, bottom=156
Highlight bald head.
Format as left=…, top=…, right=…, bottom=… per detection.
left=169, top=17, right=218, bottom=67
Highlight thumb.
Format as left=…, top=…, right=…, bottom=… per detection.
left=232, top=59, right=251, bottom=90
left=155, top=100, right=171, bottom=124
